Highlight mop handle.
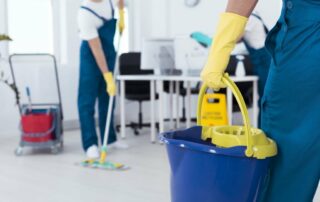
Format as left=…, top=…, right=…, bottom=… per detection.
left=26, top=87, right=32, bottom=112
left=101, top=36, right=122, bottom=149
left=197, top=73, right=253, bottom=155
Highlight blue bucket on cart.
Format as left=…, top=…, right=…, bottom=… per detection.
left=160, top=74, right=277, bottom=202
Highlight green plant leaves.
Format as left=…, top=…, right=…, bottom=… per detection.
left=0, top=34, right=12, bottom=41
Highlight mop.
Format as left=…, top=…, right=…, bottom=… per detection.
left=79, top=34, right=129, bottom=171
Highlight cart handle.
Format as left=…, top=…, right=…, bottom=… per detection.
left=9, top=54, right=63, bottom=119
left=197, top=73, right=253, bottom=156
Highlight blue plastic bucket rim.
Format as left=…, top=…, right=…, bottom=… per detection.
left=160, top=131, right=248, bottom=158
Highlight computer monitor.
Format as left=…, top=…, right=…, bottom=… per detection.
left=174, top=36, right=209, bottom=76
left=141, top=38, right=178, bottom=75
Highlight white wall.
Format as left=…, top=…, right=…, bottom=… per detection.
left=0, top=0, right=8, bottom=57
left=0, top=0, right=17, bottom=136
left=170, top=0, right=282, bottom=36
left=52, top=0, right=81, bottom=128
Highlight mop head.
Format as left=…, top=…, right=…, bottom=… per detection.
left=79, top=159, right=129, bottom=171
left=77, top=147, right=129, bottom=170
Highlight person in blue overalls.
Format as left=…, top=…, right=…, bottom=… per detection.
left=201, top=0, right=320, bottom=201
left=77, top=0, right=126, bottom=159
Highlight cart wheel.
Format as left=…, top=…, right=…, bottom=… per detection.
left=14, top=147, right=23, bottom=156
left=51, top=146, right=60, bottom=154
left=134, top=130, right=139, bottom=136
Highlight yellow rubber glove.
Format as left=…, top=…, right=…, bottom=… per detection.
left=103, top=72, right=117, bottom=96
left=201, top=12, right=248, bottom=90
left=118, top=8, right=125, bottom=35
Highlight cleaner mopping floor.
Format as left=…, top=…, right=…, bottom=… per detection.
left=79, top=36, right=129, bottom=170
left=200, top=0, right=320, bottom=201
left=77, top=0, right=128, bottom=170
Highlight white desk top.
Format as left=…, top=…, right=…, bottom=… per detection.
left=117, top=74, right=258, bottom=82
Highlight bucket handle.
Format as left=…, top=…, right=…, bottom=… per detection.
left=197, top=73, right=254, bottom=157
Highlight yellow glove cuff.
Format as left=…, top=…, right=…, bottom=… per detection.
left=200, top=12, right=248, bottom=89
left=103, top=72, right=113, bottom=83
left=103, top=72, right=116, bottom=96
left=206, top=12, right=248, bottom=72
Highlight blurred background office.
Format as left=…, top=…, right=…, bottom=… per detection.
left=0, top=0, right=279, bottom=134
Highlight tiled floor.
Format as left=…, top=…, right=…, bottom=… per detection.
left=0, top=129, right=170, bottom=202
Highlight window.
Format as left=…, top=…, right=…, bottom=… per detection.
left=7, top=0, right=54, bottom=54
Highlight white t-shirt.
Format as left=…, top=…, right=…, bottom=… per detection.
left=78, top=0, right=117, bottom=40
left=243, top=13, right=268, bottom=49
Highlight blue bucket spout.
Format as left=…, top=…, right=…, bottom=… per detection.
left=160, top=126, right=271, bottom=202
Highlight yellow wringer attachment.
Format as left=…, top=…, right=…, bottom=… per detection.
left=197, top=74, right=277, bottom=159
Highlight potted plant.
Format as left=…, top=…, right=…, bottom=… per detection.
left=0, top=34, right=12, bottom=41
left=0, top=34, right=20, bottom=107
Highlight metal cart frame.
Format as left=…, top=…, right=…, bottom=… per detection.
left=9, top=54, right=64, bottom=155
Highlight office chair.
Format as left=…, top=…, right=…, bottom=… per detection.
left=117, top=52, right=159, bottom=135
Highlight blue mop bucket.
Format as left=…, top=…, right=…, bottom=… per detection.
left=160, top=74, right=277, bottom=202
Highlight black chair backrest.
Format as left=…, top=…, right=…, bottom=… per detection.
left=119, top=52, right=153, bottom=95
left=119, top=53, right=152, bottom=75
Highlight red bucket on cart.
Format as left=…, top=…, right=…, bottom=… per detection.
left=21, top=109, right=55, bottom=143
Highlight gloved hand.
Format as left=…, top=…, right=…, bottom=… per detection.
left=201, top=12, right=248, bottom=90
left=103, top=72, right=117, bottom=96
left=118, top=8, right=125, bottom=35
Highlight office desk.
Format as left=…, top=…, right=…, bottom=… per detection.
left=116, top=75, right=259, bottom=143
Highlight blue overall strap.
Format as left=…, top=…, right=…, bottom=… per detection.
left=80, top=6, right=107, bottom=21
left=109, top=0, right=115, bottom=19
left=251, top=13, right=269, bottom=34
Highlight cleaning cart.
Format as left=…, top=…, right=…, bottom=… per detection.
left=9, top=54, right=63, bottom=156
left=160, top=74, right=277, bottom=202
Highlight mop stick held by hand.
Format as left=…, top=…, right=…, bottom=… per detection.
left=99, top=35, right=122, bottom=165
